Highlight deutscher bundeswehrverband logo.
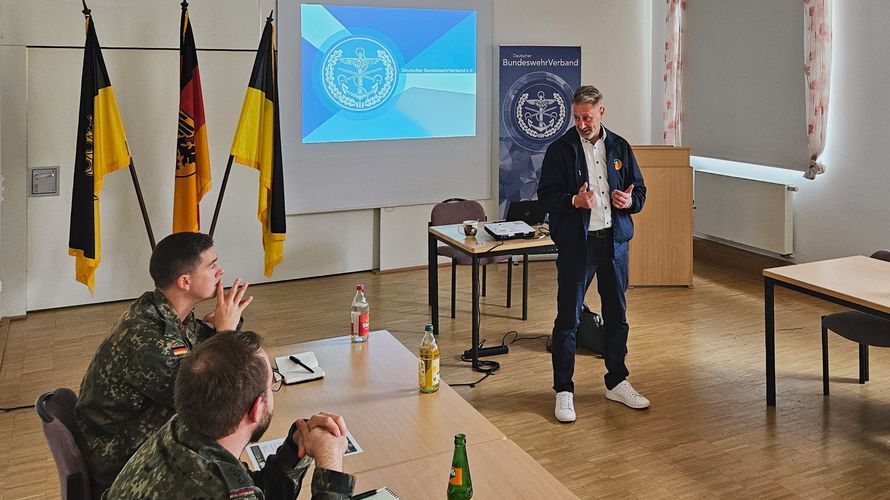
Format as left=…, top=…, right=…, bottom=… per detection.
left=502, top=71, right=574, bottom=152
left=322, top=36, right=397, bottom=112
left=515, top=90, right=566, bottom=139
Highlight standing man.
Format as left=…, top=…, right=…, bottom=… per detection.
left=537, top=85, right=649, bottom=423
left=107, top=330, right=355, bottom=499
left=75, top=232, right=253, bottom=495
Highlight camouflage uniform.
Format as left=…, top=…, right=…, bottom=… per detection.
left=106, top=416, right=355, bottom=499
left=75, top=289, right=215, bottom=495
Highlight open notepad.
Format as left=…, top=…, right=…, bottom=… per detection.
left=274, top=352, right=325, bottom=384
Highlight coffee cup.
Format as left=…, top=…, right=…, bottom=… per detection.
left=458, top=220, right=478, bottom=237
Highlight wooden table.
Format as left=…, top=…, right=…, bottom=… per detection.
left=264, top=330, right=505, bottom=473
left=428, top=223, right=556, bottom=371
left=270, top=330, right=573, bottom=499
left=763, top=256, right=890, bottom=406
left=350, top=438, right=578, bottom=499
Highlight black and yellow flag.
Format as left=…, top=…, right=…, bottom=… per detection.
left=68, top=11, right=131, bottom=294
left=173, top=1, right=211, bottom=233
left=230, top=15, right=286, bottom=277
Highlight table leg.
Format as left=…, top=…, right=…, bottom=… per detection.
left=765, top=277, right=776, bottom=406
left=429, top=231, right=439, bottom=335
left=522, top=254, right=529, bottom=320
left=472, top=254, right=480, bottom=371
left=506, top=257, right=513, bottom=308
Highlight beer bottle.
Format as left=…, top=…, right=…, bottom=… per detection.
left=419, top=324, right=440, bottom=393
left=447, top=433, right=472, bottom=499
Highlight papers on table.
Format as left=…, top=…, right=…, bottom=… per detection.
left=246, top=431, right=363, bottom=470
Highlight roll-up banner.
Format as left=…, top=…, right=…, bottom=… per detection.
left=498, top=46, right=581, bottom=216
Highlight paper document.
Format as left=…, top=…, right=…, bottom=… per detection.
left=246, top=431, right=363, bottom=470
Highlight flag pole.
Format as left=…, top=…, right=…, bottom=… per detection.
left=127, top=159, right=157, bottom=249
left=209, top=155, right=234, bottom=238
left=210, top=11, right=274, bottom=239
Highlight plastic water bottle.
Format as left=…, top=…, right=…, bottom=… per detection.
left=419, top=324, right=440, bottom=393
left=350, top=283, right=369, bottom=343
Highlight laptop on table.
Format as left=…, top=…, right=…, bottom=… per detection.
left=505, top=200, right=546, bottom=226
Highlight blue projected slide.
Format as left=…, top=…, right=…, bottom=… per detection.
left=301, top=4, right=477, bottom=143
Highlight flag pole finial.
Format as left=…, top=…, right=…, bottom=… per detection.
left=181, top=0, right=189, bottom=9
left=82, top=0, right=90, bottom=16
left=267, top=10, right=274, bottom=22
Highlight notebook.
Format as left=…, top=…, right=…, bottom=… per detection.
left=505, top=199, right=546, bottom=225
left=274, top=351, right=325, bottom=384
left=484, top=220, right=536, bottom=241
left=352, top=487, right=400, bottom=499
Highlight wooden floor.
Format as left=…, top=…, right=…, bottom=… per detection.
left=3, top=258, right=890, bottom=499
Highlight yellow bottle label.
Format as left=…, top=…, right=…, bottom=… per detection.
left=449, top=466, right=463, bottom=486
left=418, top=352, right=440, bottom=390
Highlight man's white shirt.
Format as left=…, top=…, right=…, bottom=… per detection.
left=580, top=130, right=612, bottom=232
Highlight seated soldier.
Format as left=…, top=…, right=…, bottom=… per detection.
left=107, top=330, right=355, bottom=499
left=74, top=232, right=252, bottom=496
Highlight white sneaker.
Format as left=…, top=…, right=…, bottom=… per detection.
left=554, top=391, right=576, bottom=422
left=605, top=381, right=650, bottom=409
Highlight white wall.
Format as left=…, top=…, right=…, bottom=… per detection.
left=684, top=2, right=890, bottom=264
left=788, top=0, right=890, bottom=262
left=0, top=0, right=652, bottom=314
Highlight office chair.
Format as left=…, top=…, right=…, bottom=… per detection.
left=36, top=388, right=91, bottom=500
left=431, top=198, right=513, bottom=318
left=821, top=249, right=890, bottom=395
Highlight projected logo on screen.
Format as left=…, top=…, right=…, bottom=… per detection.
left=322, top=37, right=396, bottom=111
left=301, top=4, right=477, bottom=143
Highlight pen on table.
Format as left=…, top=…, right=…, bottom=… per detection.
left=289, top=355, right=315, bottom=373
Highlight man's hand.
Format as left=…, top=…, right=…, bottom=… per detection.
left=203, top=279, right=252, bottom=331
left=573, top=182, right=597, bottom=209
left=293, top=412, right=349, bottom=471
left=610, top=184, right=634, bottom=210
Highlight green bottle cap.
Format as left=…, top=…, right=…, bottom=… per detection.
left=425, top=324, right=435, bottom=333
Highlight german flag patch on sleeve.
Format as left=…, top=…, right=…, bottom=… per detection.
left=171, top=345, right=189, bottom=356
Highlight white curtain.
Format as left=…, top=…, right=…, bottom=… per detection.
left=662, top=0, right=685, bottom=146
left=803, top=0, right=832, bottom=180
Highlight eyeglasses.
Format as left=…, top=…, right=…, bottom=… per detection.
left=271, top=370, right=283, bottom=392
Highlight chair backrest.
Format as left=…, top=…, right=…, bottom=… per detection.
left=431, top=198, right=487, bottom=226
left=870, top=249, right=890, bottom=262
left=36, top=388, right=91, bottom=500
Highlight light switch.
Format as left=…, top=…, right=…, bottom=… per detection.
left=30, top=166, right=59, bottom=197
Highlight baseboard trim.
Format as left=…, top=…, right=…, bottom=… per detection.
left=694, top=237, right=792, bottom=279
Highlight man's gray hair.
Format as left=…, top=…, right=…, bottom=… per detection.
left=573, top=85, right=603, bottom=106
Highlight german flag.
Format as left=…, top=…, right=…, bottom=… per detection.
left=230, top=15, right=286, bottom=277
left=173, top=1, right=211, bottom=233
left=68, top=10, right=131, bottom=294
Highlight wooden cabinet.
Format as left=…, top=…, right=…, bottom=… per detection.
left=628, top=146, right=693, bottom=287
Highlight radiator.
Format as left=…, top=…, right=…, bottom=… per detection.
left=694, top=170, right=796, bottom=256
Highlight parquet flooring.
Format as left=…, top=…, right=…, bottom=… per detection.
left=2, top=259, right=890, bottom=499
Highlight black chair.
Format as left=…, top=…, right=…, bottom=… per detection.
left=821, top=249, right=890, bottom=395
left=36, top=388, right=91, bottom=500
left=431, top=198, right=513, bottom=318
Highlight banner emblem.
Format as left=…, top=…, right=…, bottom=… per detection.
left=515, top=90, right=566, bottom=140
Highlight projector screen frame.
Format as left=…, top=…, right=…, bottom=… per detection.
left=278, top=0, right=494, bottom=215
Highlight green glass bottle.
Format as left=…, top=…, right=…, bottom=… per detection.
left=447, top=433, right=473, bottom=499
